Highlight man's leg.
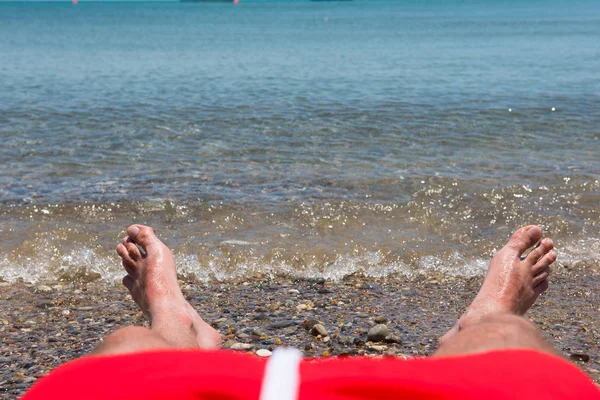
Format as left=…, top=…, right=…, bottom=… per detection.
left=435, top=225, right=557, bottom=357
left=93, top=225, right=221, bottom=356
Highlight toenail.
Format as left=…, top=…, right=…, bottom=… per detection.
left=129, top=226, right=140, bottom=235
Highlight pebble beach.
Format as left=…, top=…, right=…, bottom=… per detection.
left=2, top=266, right=599, bottom=398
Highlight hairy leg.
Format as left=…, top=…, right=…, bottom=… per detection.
left=436, top=225, right=557, bottom=357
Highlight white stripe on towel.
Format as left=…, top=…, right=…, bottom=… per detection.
left=259, top=347, right=303, bottom=400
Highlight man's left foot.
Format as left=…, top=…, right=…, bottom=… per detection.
left=440, top=225, right=556, bottom=344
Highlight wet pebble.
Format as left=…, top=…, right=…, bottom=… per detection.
left=336, top=335, right=352, bottom=345
left=367, top=345, right=387, bottom=352
left=367, top=324, right=389, bottom=342
left=310, top=324, right=328, bottom=337
left=303, top=319, right=320, bottom=331
left=253, top=313, right=269, bottom=321
left=383, top=335, right=402, bottom=344
left=268, top=320, right=294, bottom=329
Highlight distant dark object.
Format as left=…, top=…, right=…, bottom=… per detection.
left=180, top=0, right=234, bottom=2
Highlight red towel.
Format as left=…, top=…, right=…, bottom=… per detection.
left=22, top=349, right=600, bottom=399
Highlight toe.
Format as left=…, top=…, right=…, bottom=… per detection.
left=116, top=243, right=132, bottom=263
left=532, top=249, right=557, bottom=275
left=117, top=243, right=137, bottom=276
left=533, top=266, right=551, bottom=287
left=506, top=225, right=543, bottom=256
left=533, top=279, right=549, bottom=296
left=526, top=238, right=554, bottom=267
left=127, top=224, right=159, bottom=250
left=124, top=239, right=142, bottom=261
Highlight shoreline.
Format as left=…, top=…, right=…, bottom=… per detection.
left=1, top=272, right=599, bottom=398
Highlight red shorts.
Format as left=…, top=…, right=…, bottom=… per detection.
left=22, top=349, right=599, bottom=400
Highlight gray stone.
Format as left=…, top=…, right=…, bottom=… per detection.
left=374, top=316, right=388, bottom=324
left=367, top=345, right=387, bottom=352
left=336, top=335, right=352, bottom=345
left=310, top=324, right=328, bottom=337
left=367, top=324, right=389, bottom=342
left=268, top=320, right=294, bottom=329
left=383, top=335, right=402, bottom=344
left=303, top=319, right=320, bottom=331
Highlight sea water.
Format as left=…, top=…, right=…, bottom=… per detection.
left=1, top=0, right=599, bottom=283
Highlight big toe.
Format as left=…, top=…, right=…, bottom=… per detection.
left=127, top=224, right=160, bottom=250
left=505, top=225, right=543, bottom=256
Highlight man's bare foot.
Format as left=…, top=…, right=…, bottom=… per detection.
left=440, top=225, right=556, bottom=344
left=116, top=224, right=221, bottom=349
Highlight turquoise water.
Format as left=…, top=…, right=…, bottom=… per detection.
left=1, top=0, right=599, bottom=283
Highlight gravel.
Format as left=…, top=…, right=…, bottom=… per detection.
left=1, top=271, right=599, bottom=398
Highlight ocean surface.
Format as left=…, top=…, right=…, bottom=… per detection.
left=1, top=0, right=599, bottom=284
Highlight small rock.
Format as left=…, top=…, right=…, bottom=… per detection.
left=37, top=285, right=52, bottom=292
left=36, top=301, right=53, bottom=309
left=268, top=320, right=294, bottom=329
left=310, top=324, right=328, bottom=337
left=322, top=336, right=330, bottom=343
left=374, top=316, right=388, bottom=324
left=383, top=335, right=402, bottom=344
left=288, top=289, right=300, bottom=295
left=296, top=304, right=308, bottom=311
left=256, top=349, right=272, bottom=357
left=230, top=343, right=255, bottom=350
left=367, top=345, right=387, bottom=352
left=569, top=353, right=590, bottom=363
left=251, top=328, right=265, bottom=337
left=367, top=324, right=389, bottom=342
left=336, top=335, right=352, bottom=345
left=303, top=319, right=320, bottom=331
left=361, top=283, right=383, bottom=294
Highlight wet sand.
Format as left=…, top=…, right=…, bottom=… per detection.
left=1, top=269, right=599, bottom=398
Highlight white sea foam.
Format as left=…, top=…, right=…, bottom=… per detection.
left=1, top=238, right=598, bottom=285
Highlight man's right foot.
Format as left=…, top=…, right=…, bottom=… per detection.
left=440, top=225, right=556, bottom=343
left=116, top=224, right=221, bottom=349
